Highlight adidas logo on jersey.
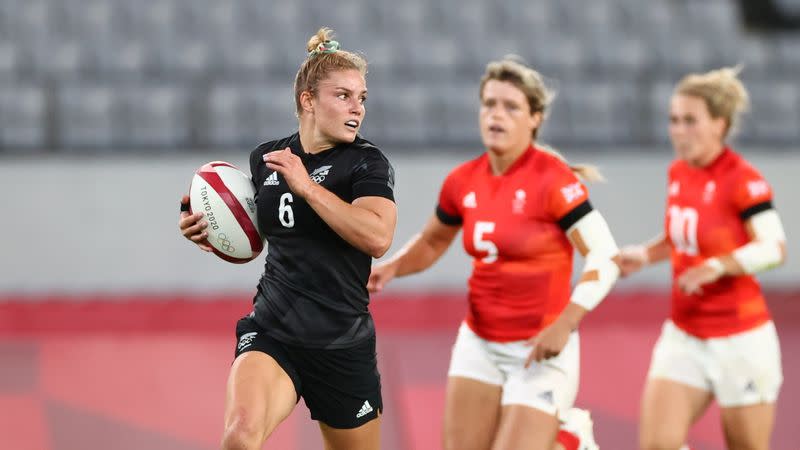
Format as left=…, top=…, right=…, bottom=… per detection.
left=537, top=390, right=554, bottom=404
left=263, top=172, right=279, bottom=186
left=669, top=181, right=680, bottom=197
left=356, top=400, right=374, bottom=418
left=310, top=165, right=332, bottom=184
left=463, top=192, right=477, bottom=208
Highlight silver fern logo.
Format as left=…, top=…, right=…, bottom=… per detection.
left=310, top=165, right=332, bottom=184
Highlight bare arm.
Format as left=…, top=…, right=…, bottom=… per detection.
left=305, top=186, right=397, bottom=258
left=644, top=233, right=672, bottom=265
left=387, top=214, right=461, bottom=276
left=265, top=148, right=396, bottom=258
left=678, top=209, right=787, bottom=295
left=618, top=233, right=671, bottom=277
left=367, top=214, right=461, bottom=292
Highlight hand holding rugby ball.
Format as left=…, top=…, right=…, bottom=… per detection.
left=188, top=161, right=264, bottom=263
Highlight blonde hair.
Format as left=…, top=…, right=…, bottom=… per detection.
left=538, top=145, right=605, bottom=182
left=294, top=27, right=367, bottom=116
left=480, top=56, right=603, bottom=182
left=675, top=66, right=750, bottom=137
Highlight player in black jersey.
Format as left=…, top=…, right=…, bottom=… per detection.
left=178, top=28, right=396, bottom=450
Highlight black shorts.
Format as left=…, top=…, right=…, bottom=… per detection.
left=234, top=314, right=383, bottom=429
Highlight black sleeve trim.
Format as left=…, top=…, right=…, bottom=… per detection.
left=353, top=182, right=395, bottom=202
left=557, top=200, right=594, bottom=231
left=436, top=206, right=463, bottom=226
left=739, top=200, right=773, bottom=221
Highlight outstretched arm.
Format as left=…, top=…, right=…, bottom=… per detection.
left=618, top=233, right=671, bottom=277
left=367, top=214, right=461, bottom=293
left=678, top=209, right=787, bottom=295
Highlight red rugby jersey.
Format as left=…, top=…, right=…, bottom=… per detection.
left=437, top=146, right=590, bottom=341
left=665, top=147, right=773, bottom=338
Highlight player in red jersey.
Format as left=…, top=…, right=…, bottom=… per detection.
left=368, top=56, right=620, bottom=450
left=619, top=68, right=787, bottom=450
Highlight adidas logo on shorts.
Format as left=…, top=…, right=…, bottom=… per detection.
left=356, top=400, right=373, bottom=418
left=263, top=172, right=279, bottom=186
left=538, top=390, right=554, bottom=404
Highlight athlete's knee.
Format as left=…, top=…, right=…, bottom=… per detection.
left=640, top=440, right=686, bottom=450
left=725, top=436, right=768, bottom=450
left=442, top=435, right=464, bottom=450
left=639, top=429, right=686, bottom=450
left=442, top=428, right=461, bottom=450
left=443, top=430, right=477, bottom=450
left=221, top=417, right=265, bottom=450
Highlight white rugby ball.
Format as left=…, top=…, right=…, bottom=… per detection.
left=189, top=161, right=264, bottom=263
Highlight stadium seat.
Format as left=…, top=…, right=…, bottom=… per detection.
left=561, top=1, right=618, bottom=38
left=206, top=82, right=297, bottom=148
left=118, top=85, right=189, bottom=148
left=54, top=0, right=116, bottom=43
left=504, top=0, right=559, bottom=36
left=747, top=81, right=800, bottom=143
left=56, top=85, right=117, bottom=149
left=775, top=34, right=800, bottom=70
left=218, top=39, right=285, bottom=80
left=684, top=0, right=741, bottom=37
left=0, top=43, right=18, bottom=80
left=94, top=39, right=150, bottom=81
left=625, top=0, right=676, bottom=35
left=182, top=0, right=237, bottom=41
left=561, top=81, right=640, bottom=145
left=365, top=82, right=441, bottom=147
left=375, top=0, right=429, bottom=37
left=0, top=84, right=46, bottom=149
left=716, top=36, right=779, bottom=77
left=0, top=0, right=798, bottom=151
left=400, top=35, right=469, bottom=81
left=307, top=0, right=381, bottom=37
left=152, top=39, right=214, bottom=79
left=206, top=84, right=240, bottom=147
left=538, top=94, right=572, bottom=146
left=13, top=1, right=50, bottom=42
left=655, top=35, right=714, bottom=77
left=440, top=83, right=481, bottom=145
left=585, top=35, right=653, bottom=77
left=646, top=80, right=675, bottom=145
left=532, top=37, right=588, bottom=79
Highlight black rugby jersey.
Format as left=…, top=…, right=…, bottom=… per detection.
left=249, top=132, right=395, bottom=349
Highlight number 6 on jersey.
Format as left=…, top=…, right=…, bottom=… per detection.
left=279, top=193, right=295, bottom=228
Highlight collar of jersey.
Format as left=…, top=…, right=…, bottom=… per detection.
left=289, top=132, right=349, bottom=160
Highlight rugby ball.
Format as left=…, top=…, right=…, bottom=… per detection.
left=189, top=161, right=264, bottom=263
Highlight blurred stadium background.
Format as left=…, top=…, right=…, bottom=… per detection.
left=1, top=0, right=799, bottom=449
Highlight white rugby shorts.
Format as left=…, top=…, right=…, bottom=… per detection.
left=447, top=322, right=580, bottom=416
left=648, top=320, right=783, bottom=407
